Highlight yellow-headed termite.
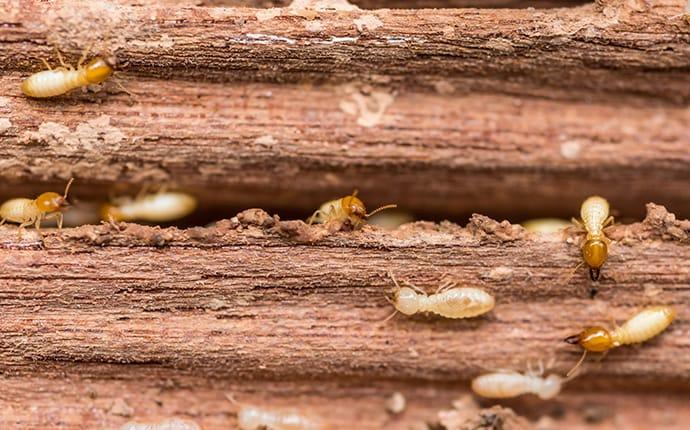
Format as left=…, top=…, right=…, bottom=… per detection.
left=307, top=190, right=396, bottom=228
left=572, top=196, right=614, bottom=281
left=22, top=47, right=117, bottom=98
left=120, top=418, right=201, bottom=430
left=521, top=218, right=570, bottom=234
left=0, top=178, right=74, bottom=235
left=101, top=191, right=197, bottom=223
left=564, top=306, right=676, bottom=376
left=226, top=394, right=331, bottom=430
left=384, top=271, right=495, bottom=320
left=472, top=361, right=577, bottom=400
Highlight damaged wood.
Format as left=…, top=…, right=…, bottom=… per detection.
left=1, top=77, right=688, bottom=220
left=1, top=1, right=689, bottom=103
left=0, top=204, right=688, bottom=383
left=2, top=372, right=690, bottom=429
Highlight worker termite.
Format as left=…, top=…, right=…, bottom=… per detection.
left=472, top=361, right=576, bottom=400
left=120, top=418, right=201, bottom=430
left=307, top=190, right=396, bottom=228
left=521, top=218, right=570, bottom=234
left=0, top=178, right=74, bottom=236
left=22, top=47, right=118, bottom=98
left=101, top=190, right=197, bottom=223
left=226, top=394, right=331, bottom=430
left=564, top=305, right=676, bottom=376
left=572, top=196, right=614, bottom=281
left=385, top=271, right=495, bottom=320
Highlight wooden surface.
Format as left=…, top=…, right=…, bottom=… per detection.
left=1, top=0, right=689, bottom=429
left=1, top=75, right=689, bottom=221
left=0, top=204, right=689, bottom=428
left=2, top=0, right=689, bottom=101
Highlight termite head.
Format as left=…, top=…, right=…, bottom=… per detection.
left=537, top=374, right=563, bottom=400
left=564, top=326, right=613, bottom=352
left=393, top=287, right=420, bottom=315
left=582, top=238, right=607, bottom=280
left=36, top=192, right=68, bottom=213
left=341, top=194, right=367, bottom=222
left=36, top=178, right=74, bottom=213
left=84, top=57, right=114, bottom=84
left=100, top=203, right=124, bottom=222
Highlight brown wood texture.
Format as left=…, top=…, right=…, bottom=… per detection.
left=0, top=204, right=689, bottom=428
left=1, top=0, right=689, bottom=102
left=1, top=76, right=689, bottom=221
left=2, top=0, right=690, bottom=429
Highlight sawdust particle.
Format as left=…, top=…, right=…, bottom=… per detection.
left=354, top=15, right=383, bottom=32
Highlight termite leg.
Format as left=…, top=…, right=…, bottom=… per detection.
left=40, top=58, right=52, bottom=70
left=43, top=212, right=64, bottom=229
left=402, top=279, right=427, bottom=295
left=436, top=279, right=457, bottom=294
left=603, top=216, right=614, bottom=228
left=54, top=47, right=73, bottom=70
left=307, top=210, right=323, bottom=225
left=0, top=218, right=5, bottom=226
left=77, top=44, right=93, bottom=68
left=571, top=217, right=584, bottom=230
left=17, top=219, right=34, bottom=239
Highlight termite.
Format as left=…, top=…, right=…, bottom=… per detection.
left=385, top=271, right=495, bottom=320
left=307, top=190, right=396, bottom=228
left=121, top=418, right=200, bottom=430
left=521, top=218, right=570, bottom=234
left=0, top=178, right=74, bottom=235
left=22, top=48, right=117, bottom=98
left=101, top=190, right=197, bottom=223
left=472, top=361, right=575, bottom=400
left=572, top=196, right=614, bottom=281
left=564, top=306, right=676, bottom=376
left=226, top=394, right=331, bottom=430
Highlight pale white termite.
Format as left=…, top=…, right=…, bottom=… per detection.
left=521, top=218, right=570, bottom=234
left=472, top=369, right=568, bottom=400
left=0, top=178, right=74, bottom=235
left=565, top=306, right=676, bottom=375
left=308, top=190, right=396, bottom=227
left=120, top=418, right=201, bottom=430
left=386, top=271, right=495, bottom=320
left=572, top=196, right=614, bottom=281
left=22, top=49, right=115, bottom=98
left=101, top=191, right=197, bottom=223
left=226, top=394, right=331, bottom=430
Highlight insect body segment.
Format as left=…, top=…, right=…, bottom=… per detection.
left=22, top=51, right=114, bottom=98
left=308, top=190, right=396, bottom=228
left=0, top=178, right=74, bottom=234
left=388, top=272, right=495, bottom=319
left=471, top=372, right=565, bottom=400
left=101, top=191, right=197, bottom=223
left=574, top=196, right=614, bottom=281
left=565, top=306, right=676, bottom=375
left=227, top=394, right=331, bottom=430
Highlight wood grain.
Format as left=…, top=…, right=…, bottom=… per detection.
left=1, top=1, right=689, bottom=102
left=1, top=76, right=689, bottom=220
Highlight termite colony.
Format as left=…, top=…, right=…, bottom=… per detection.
left=6, top=45, right=680, bottom=429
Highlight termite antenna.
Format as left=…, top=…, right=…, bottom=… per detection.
left=366, top=204, right=397, bottom=218
left=63, top=177, right=75, bottom=200
left=351, top=189, right=359, bottom=197
left=556, top=261, right=584, bottom=287
left=566, top=349, right=588, bottom=378
left=380, top=307, right=398, bottom=324
left=564, top=361, right=584, bottom=382
left=224, top=392, right=241, bottom=413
